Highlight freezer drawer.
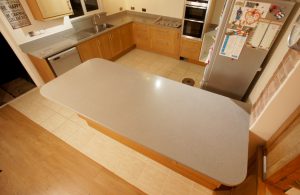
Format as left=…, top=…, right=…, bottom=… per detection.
left=47, top=47, right=82, bottom=76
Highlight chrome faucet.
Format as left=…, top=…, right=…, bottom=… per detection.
left=92, top=13, right=102, bottom=25
left=91, top=14, right=102, bottom=32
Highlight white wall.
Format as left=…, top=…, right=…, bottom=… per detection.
left=250, top=61, right=300, bottom=140
left=211, top=0, right=225, bottom=25
left=0, top=1, right=73, bottom=45
left=249, top=6, right=300, bottom=140
left=124, top=0, right=185, bottom=18
left=102, top=0, right=126, bottom=15
left=249, top=4, right=300, bottom=104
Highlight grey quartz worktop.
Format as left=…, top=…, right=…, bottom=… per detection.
left=41, top=58, right=250, bottom=186
left=20, top=11, right=181, bottom=59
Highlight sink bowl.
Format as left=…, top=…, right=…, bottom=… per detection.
left=83, top=23, right=114, bottom=34
left=66, top=23, right=114, bottom=41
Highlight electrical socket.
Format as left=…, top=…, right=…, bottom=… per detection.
left=142, top=8, right=146, bottom=12
left=131, top=6, right=135, bottom=10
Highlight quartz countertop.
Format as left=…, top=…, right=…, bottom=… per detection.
left=20, top=11, right=181, bottom=59
left=40, top=58, right=250, bottom=186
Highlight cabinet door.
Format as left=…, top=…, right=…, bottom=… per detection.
left=150, top=26, right=180, bottom=58
left=110, top=28, right=123, bottom=57
left=119, top=23, right=134, bottom=50
left=133, top=23, right=151, bottom=50
left=36, top=0, right=73, bottom=18
left=180, top=38, right=202, bottom=61
left=77, top=37, right=101, bottom=62
left=98, top=33, right=113, bottom=60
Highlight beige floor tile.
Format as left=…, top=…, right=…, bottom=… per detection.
left=25, top=103, right=57, bottom=124
left=82, top=135, right=123, bottom=171
left=161, top=171, right=193, bottom=195
left=69, top=113, right=89, bottom=128
left=82, top=133, right=108, bottom=162
left=38, top=96, right=63, bottom=113
left=40, top=113, right=67, bottom=132
left=52, top=120, right=80, bottom=141
left=188, top=64, right=205, bottom=74
left=116, top=49, right=204, bottom=89
left=115, top=153, right=146, bottom=184
left=144, top=158, right=170, bottom=175
left=66, top=125, right=96, bottom=150
left=191, top=182, right=214, bottom=195
left=166, top=72, right=184, bottom=83
left=136, top=163, right=168, bottom=195
left=56, top=106, right=75, bottom=118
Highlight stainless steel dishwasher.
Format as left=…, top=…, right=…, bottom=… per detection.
left=47, top=47, right=82, bottom=76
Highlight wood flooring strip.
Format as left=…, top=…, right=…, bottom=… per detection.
left=0, top=105, right=145, bottom=195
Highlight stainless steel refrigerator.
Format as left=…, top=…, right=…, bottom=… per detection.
left=200, top=0, right=295, bottom=100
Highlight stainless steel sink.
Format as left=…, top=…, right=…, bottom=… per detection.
left=83, top=23, right=114, bottom=34
left=66, top=23, right=114, bottom=41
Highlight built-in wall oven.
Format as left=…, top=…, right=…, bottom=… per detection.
left=182, top=0, right=209, bottom=39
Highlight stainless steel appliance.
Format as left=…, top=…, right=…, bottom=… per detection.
left=182, top=0, right=209, bottom=39
left=47, top=47, right=82, bottom=76
left=201, top=0, right=295, bottom=100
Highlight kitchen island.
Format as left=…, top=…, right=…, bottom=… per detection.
left=40, top=58, right=250, bottom=190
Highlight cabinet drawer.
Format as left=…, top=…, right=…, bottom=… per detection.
left=180, top=37, right=202, bottom=61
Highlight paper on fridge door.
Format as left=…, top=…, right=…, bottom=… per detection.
left=220, top=33, right=247, bottom=59
left=248, top=21, right=269, bottom=48
left=259, top=23, right=281, bottom=50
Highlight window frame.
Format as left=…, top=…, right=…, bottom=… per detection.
left=69, top=0, right=103, bottom=20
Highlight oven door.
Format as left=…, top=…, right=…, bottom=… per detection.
left=184, top=5, right=207, bottom=21
left=183, top=20, right=204, bottom=39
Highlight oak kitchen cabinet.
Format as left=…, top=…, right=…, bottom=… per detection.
left=26, top=0, right=73, bottom=20
left=180, top=37, right=202, bottom=61
left=77, top=23, right=134, bottom=62
left=119, top=23, right=134, bottom=51
left=109, top=28, right=123, bottom=58
left=133, top=23, right=151, bottom=50
left=150, top=26, right=180, bottom=58
left=77, top=37, right=102, bottom=62
left=133, top=23, right=180, bottom=59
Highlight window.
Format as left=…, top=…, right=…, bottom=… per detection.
left=69, top=0, right=101, bottom=19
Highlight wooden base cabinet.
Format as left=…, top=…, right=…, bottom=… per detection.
left=180, top=37, right=202, bottom=61
left=133, top=23, right=180, bottom=59
left=78, top=23, right=134, bottom=62
left=98, top=32, right=113, bottom=60
left=133, top=23, right=151, bottom=50
left=150, top=26, right=180, bottom=58
left=28, top=54, right=55, bottom=83
left=119, top=23, right=134, bottom=51
left=77, top=37, right=102, bottom=62
left=109, top=29, right=123, bottom=57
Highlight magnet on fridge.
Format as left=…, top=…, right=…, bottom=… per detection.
left=269, top=5, right=285, bottom=20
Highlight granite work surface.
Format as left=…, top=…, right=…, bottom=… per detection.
left=41, top=58, right=250, bottom=186
left=20, top=11, right=181, bottom=59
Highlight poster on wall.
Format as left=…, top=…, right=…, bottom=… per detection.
left=0, top=0, right=31, bottom=29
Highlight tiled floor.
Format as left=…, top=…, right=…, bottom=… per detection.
left=8, top=50, right=212, bottom=195
left=116, top=49, right=205, bottom=88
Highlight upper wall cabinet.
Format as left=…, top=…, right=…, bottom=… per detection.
left=26, top=0, right=73, bottom=21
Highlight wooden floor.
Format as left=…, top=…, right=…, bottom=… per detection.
left=0, top=106, right=145, bottom=194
